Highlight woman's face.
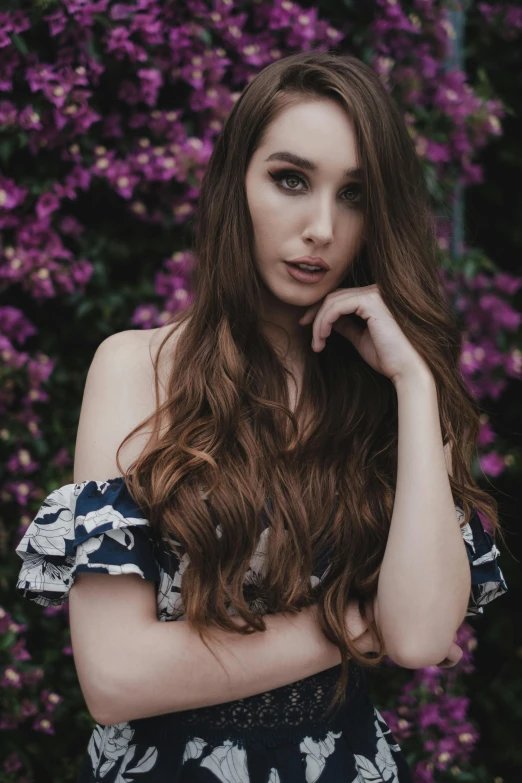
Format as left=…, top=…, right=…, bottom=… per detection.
left=245, top=97, right=365, bottom=319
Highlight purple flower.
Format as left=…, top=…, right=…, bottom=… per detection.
left=10, top=639, right=31, bottom=662
left=480, top=451, right=507, bottom=477
left=36, top=192, right=61, bottom=222
left=137, top=67, right=163, bottom=105
left=1, top=665, right=23, bottom=688
left=0, top=175, right=29, bottom=211
left=32, top=713, right=55, bottom=735
left=0, top=307, right=37, bottom=343
left=59, top=215, right=85, bottom=235
left=426, top=140, right=451, bottom=163
left=3, top=752, right=23, bottom=773
left=493, top=271, right=522, bottom=295
left=7, top=448, right=38, bottom=474
left=477, top=419, right=496, bottom=447
left=44, top=8, right=68, bottom=37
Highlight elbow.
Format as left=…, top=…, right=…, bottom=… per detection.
left=387, top=648, right=441, bottom=670
left=82, top=667, right=130, bottom=727
left=82, top=689, right=115, bottom=727
left=86, top=695, right=118, bottom=729
left=377, top=603, right=465, bottom=670
left=386, top=638, right=454, bottom=669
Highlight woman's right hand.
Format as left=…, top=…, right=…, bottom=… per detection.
left=344, top=597, right=380, bottom=657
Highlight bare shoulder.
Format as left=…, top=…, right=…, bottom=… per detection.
left=73, top=320, right=189, bottom=483
left=147, top=320, right=189, bottom=378
left=99, top=320, right=188, bottom=388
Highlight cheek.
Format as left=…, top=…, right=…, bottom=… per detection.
left=250, top=189, right=279, bottom=224
left=343, top=215, right=364, bottom=250
left=249, top=195, right=284, bottom=252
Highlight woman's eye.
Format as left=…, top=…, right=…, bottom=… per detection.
left=269, top=170, right=362, bottom=205
left=341, top=186, right=362, bottom=205
left=269, top=170, right=305, bottom=191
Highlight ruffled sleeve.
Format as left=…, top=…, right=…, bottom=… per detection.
left=15, top=477, right=160, bottom=607
left=456, top=503, right=509, bottom=617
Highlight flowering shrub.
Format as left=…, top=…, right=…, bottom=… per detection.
left=0, top=0, right=519, bottom=781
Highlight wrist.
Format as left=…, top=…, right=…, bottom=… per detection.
left=392, top=366, right=435, bottom=393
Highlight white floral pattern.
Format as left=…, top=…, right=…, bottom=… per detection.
left=200, top=740, right=250, bottom=782
left=14, top=477, right=508, bottom=782
left=86, top=722, right=159, bottom=781
left=300, top=730, right=343, bottom=782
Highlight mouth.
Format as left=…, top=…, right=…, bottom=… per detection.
left=286, top=257, right=330, bottom=271
left=284, top=261, right=328, bottom=284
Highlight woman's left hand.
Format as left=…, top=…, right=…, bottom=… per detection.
left=298, top=284, right=431, bottom=385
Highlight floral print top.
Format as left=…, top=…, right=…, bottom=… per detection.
left=15, top=477, right=508, bottom=783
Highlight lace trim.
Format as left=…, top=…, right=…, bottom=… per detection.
left=130, top=662, right=365, bottom=748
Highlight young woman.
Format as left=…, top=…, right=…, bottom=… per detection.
left=16, top=50, right=508, bottom=783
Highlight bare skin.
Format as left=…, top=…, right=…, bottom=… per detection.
left=147, top=100, right=364, bottom=428
left=126, top=94, right=462, bottom=670
left=244, top=97, right=366, bottom=391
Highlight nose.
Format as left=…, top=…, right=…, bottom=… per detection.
left=302, top=195, right=335, bottom=246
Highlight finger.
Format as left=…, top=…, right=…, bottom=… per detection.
left=312, top=305, right=337, bottom=349
left=300, top=286, right=377, bottom=326
left=313, top=297, right=359, bottom=349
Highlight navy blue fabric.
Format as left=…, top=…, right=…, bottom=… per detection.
left=457, top=504, right=509, bottom=616
left=15, top=478, right=160, bottom=607
left=14, top=477, right=508, bottom=782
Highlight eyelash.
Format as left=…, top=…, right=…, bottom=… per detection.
left=269, top=169, right=363, bottom=206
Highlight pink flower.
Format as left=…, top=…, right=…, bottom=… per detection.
left=32, top=714, right=55, bottom=735
left=1, top=665, right=22, bottom=688
left=3, top=752, right=23, bottom=773
left=479, top=451, right=507, bottom=477
left=20, top=699, right=38, bottom=717
left=36, top=192, right=61, bottom=222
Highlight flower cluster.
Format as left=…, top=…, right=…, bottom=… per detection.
left=0, top=602, right=67, bottom=782
left=367, top=0, right=522, bottom=509
left=382, top=624, right=481, bottom=781
left=370, top=0, right=505, bottom=187
left=478, top=2, right=522, bottom=41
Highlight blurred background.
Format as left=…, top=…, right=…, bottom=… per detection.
left=0, top=0, right=520, bottom=781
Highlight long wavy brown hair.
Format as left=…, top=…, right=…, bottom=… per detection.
left=116, top=50, right=506, bottom=717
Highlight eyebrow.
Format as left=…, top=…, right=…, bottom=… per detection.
left=264, top=151, right=363, bottom=180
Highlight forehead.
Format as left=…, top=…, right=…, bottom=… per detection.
left=259, top=98, right=359, bottom=168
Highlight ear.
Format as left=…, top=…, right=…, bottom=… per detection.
left=443, top=441, right=453, bottom=477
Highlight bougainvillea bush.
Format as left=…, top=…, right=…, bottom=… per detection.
left=0, top=0, right=520, bottom=781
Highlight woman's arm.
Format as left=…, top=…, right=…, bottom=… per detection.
left=107, top=606, right=372, bottom=723
left=71, top=566, right=385, bottom=727
left=377, top=370, right=472, bottom=666
left=68, top=331, right=389, bottom=727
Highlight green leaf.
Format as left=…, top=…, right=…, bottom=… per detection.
left=17, top=130, right=29, bottom=148
left=0, top=139, right=13, bottom=165
left=198, top=27, right=213, bottom=46
left=10, top=33, right=29, bottom=56
left=86, top=35, right=100, bottom=62
left=76, top=299, right=95, bottom=319
left=0, top=630, right=16, bottom=650
left=463, top=258, right=478, bottom=278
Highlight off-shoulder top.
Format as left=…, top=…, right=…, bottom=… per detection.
left=15, top=477, right=508, bottom=783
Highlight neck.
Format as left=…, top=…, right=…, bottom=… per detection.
left=258, top=292, right=310, bottom=367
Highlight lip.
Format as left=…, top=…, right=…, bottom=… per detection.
left=284, top=262, right=328, bottom=285
left=286, top=256, right=330, bottom=271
